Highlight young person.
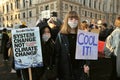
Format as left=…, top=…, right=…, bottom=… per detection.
left=109, top=16, right=120, bottom=80
left=55, top=11, right=90, bottom=80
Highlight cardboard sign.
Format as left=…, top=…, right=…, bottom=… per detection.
left=75, top=30, right=98, bottom=60
left=12, top=27, right=43, bottom=69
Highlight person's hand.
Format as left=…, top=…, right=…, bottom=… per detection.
left=47, top=17, right=56, bottom=28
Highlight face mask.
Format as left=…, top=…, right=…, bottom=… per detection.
left=68, top=21, right=78, bottom=29
left=42, top=34, right=51, bottom=42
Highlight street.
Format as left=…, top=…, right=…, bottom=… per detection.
left=0, top=54, right=18, bottom=80
left=90, top=57, right=112, bottom=80
left=0, top=53, right=112, bottom=80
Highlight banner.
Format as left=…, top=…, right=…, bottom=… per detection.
left=75, top=30, right=98, bottom=60
left=12, top=27, right=43, bottom=69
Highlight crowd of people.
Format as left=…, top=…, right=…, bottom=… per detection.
left=0, top=11, right=120, bottom=80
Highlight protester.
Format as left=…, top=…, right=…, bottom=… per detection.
left=37, top=24, right=56, bottom=80
left=1, top=28, right=9, bottom=61
left=13, top=21, right=56, bottom=80
left=55, top=11, right=90, bottom=80
left=8, top=37, right=16, bottom=73
left=109, top=16, right=120, bottom=80
left=11, top=24, right=29, bottom=80
left=81, top=21, right=91, bottom=32
left=99, top=23, right=109, bottom=41
left=107, top=25, right=115, bottom=35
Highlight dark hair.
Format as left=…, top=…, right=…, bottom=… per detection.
left=51, top=12, right=57, bottom=17
left=19, top=25, right=27, bottom=28
left=102, top=23, right=107, bottom=27
left=2, top=28, right=7, bottom=32
left=118, top=16, right=120, bottom=20
left=40, top=25, right=52, bottom=37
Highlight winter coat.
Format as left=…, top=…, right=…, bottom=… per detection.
left=111, top=27, right=120, bottom=77
left=55, top=33, right=88, bottom=80
left=41, top=38, right=55, bottom=68
left=99, top=28, right=109, bottom=41
left=1, top=32, right=9, bottom=55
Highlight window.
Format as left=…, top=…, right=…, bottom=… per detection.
left=92, top=13, right=95, bottom=18
left=83, top=0, right=85, bottom=6
left=94, top=1, right=96, bottom=9
left=11, top=3, right=13, bottom=10
left=90, top=12, right=92, bottom=18
left=89, top=0, right=91, bottom=7
left=100, top=15, right=101, bottom=19
left=99, top=2, right=101, bottom=10
left=6, top=16, right=8, bottom=20
left=85, top=11, right=87, bottom=17
left=103, top=3, right=105, bottom=11
left=23, top=0, right=25, bottom=7
left=82, top=10, right=85, bottom=16
left=65, top=4, right=68, bottom=10
left=11, top=15, right=13, bottom=20
left=6, top=4, right=9, bottom=12
left=3, top=6, right=4, bottom=13
left=23, top=12, right=25, bottom=18
left=95, top=14, right=97, bottom=19
left=18, top=14, right=20, bottom=19
left=7, top=24, right=9, bottom=27
left=3, top=24, right=5, bottom=27
left=16, top=0, right=20, bottom=9
left=45, top=5, right=49, bottom=10
left=29, top=11, right=32, bottom=17
left=15, top=14, right=17, bottom=19
left=40, top=6, right=43, bottom=11
left=75, top=6, right=77, bottom=11
left=50, top=4, right=54, bottom=10
left=11, top=24, right=13, bottom=28
left=29, top=0, right=32, bottom=6
left=3, top=17, right=4, bottom=21
left=70, top=5, right=73, bottom=11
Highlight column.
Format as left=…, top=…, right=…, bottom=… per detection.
left=56, top=0, right=62, bottom=19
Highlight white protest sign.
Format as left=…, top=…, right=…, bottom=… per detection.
left=75, top=30, right=98, bottom=60
left=41, top=10, right=50, bottom=19
left=12, top=27, right=43, bottom=69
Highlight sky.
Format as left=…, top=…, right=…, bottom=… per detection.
left=0, top=1, right=2, bottom=4
left=0, top=0, right=8, bottom=4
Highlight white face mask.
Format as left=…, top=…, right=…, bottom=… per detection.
left=42, top=34, right=51, bottom=42
left=68, top=20, right=78, bottom=29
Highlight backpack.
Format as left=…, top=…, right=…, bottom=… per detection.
left=104, top=34, right=114, bottom=58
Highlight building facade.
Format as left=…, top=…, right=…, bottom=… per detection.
left=0, top=0, right=120, bottom=28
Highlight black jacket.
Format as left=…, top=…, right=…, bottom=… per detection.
left=1, top=33, right=9, bottom=54
left=55, top=33, right=88, bottom=80
left=41, top=38, right=55, bottom=67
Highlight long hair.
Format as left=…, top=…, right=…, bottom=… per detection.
left=60, top=11, right=81, bottom=34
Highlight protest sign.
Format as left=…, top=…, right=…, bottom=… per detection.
left=12, top=27, right=43, bottom=69
left=75, top=30, right=98, bottom=60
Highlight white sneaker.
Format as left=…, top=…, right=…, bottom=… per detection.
left=10, top=69, right=16, bottom=73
